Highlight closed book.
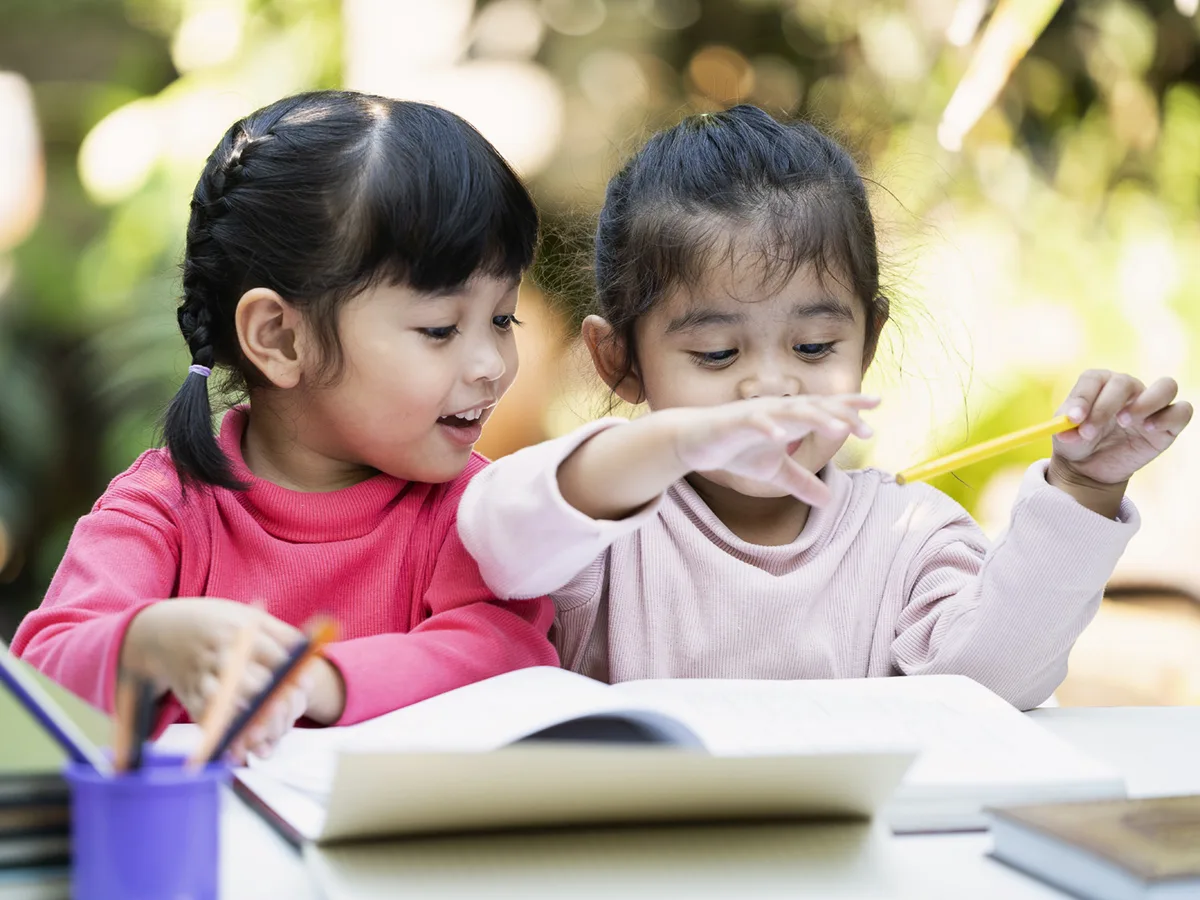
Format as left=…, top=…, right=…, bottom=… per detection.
left=0, top=833, right=69, bottom=870
left=0, top=804, right=68, bottom=840
left=989, top=795, right=1200, bottom=900
left=0, top=647, right=110, bottom=806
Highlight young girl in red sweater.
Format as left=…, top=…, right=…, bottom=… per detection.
left=11, top=90, right=556, bottom=759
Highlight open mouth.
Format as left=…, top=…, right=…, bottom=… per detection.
left=436, top=405, right=491, bottom=429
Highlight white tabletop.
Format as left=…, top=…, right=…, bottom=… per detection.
left=220, top=705, right=1200, bottom=900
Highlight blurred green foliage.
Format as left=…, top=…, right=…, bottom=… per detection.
left=1, top=0, right=1199, bottom=630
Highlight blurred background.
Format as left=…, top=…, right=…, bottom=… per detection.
left=1, top=0, right=1198, bottom=704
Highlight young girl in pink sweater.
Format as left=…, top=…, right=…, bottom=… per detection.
left=458, top=105, right=1192, bottom=710
left=12, top=91, right=556, bottom=758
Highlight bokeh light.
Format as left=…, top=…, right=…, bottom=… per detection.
left=0, top=73, right=43, bottom=252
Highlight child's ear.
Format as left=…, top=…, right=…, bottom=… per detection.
left=861, top=295, right=891, bottom=373
left=235, top=288, right=306, bottom=389
left=581, top=315, right=644, bottom=405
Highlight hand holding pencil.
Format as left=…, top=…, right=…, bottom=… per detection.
left=1049, top=371, right=1192, bottom=485
left=120, top=598, right=316, bottom=760
left=896, top=369, right=1191, bottom=519
left=187, top=617, right=339, bottom=769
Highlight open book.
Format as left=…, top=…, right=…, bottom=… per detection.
left=232, top=667, right=1124, bottom=843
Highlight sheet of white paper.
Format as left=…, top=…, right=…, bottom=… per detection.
left=155, top=723, right=202, bottom=757
left=607, top=675, right=1123, bottom=800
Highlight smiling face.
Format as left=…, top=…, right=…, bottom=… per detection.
left=295, top=274, right=522, bottom=483
left=619, top=245, right=877, bottom=498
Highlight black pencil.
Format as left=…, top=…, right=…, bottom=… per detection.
left=128, top=679, right=157, bottom=771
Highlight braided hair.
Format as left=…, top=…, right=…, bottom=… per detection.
left=163, top=91, right=538, bottom=491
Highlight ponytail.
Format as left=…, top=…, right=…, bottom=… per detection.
left=162, top=305, right=245, bottom=491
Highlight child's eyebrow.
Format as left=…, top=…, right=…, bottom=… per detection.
left=665, top=298, right=857, bottom=334
left=664, top=309, right=745, bottom=334
left=791, top=298, right=858, bottom=323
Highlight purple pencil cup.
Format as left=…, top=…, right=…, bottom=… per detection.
left=65, top=751, right=228, bottom=900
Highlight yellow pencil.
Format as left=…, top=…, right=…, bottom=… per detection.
left=895, top=414, right=1076, bottom=485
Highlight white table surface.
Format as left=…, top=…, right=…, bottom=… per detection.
left=219, top=705, right=1200, bottom=900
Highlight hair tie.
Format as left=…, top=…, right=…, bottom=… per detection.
left=189, top=364, right=212, bottom=378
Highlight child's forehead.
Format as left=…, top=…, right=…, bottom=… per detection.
left=662, top=256, right=856, bottom=315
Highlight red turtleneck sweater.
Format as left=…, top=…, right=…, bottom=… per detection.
left=11, top=408, right=556, bottom=726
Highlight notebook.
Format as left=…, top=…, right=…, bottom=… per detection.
left=989, top=796, right=1200, bottom=900
left=232, top=667, right=1124, bottom=843
left=0, top=645, right=112, bottom=876
left=0, top=642, right=111, bottom=797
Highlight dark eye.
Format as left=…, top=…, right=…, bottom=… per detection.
left=419, top=326, right=460, bottom=340
left=691, top=349, right=738, bottom=368
left=795, top=342, right=833, bottom=358
left=493, top=315, right=523, bottom=331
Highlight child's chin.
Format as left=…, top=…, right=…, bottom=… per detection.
left=380, top=454, right=469, bottom=485
left=707, top=472, right=794, bottom=499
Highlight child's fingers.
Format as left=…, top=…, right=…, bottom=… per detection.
left=771, top=457, right=832, bottom=507
left=1074, top=373, right=1143, bottom=440
left=746, top=413, right=787, bottom=443
left=194, top=670, right=222, bottom=708
left=827, top=393, right=882, bottom=410
left=225, top=740, right=250, bottom=766
left=236, top=661, right=276, bottom=708
left=247, top=690, right=304, bottom=759
left=281, top=682, right=308, bottom=724
left=1119, top=377, right=1179, bottom=426
left=249, top=630, right=293, bottom=673
left=1142, top=401, right=1194, bottom=439
left=763, top=400, right=862, bottom=438
left=1060, top=369, right=1112, bottom=424
left=252, top=613, right=305, bottom=651
left=728, top=408, right=835, bottom=446
left=811, top=397, right=875, bottom=438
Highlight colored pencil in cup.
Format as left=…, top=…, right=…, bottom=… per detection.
left=204, top=618, right=337, bottom=766
left=112, top=676, right=140, bottom=772
left=127, top=678, right=157, bottom=771
left=895, top=415, right=1076, bottom=485
left=186, top=624, right=259, bottom=771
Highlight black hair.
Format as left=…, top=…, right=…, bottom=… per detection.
left=593, top=104, right=888, bottom=384
left=162, top=90, right=538, bottom=491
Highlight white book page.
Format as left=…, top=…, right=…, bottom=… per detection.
left=249, top=667, right=627, bottom=795
left=609, top=674, right=1120, bottom=793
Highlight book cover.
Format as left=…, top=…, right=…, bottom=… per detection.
left=991, top=795, right=1200, bottom=883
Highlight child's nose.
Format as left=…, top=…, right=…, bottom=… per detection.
left=737, top=368, right=802, bottom=400
left=470, top=338, right=507, bottom=383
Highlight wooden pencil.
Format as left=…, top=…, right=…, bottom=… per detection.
left=895, top=415, right=1076, bottom=485
left=111, top=676, right=137, bottom=773
left=186, top=624, right=259, bottom=771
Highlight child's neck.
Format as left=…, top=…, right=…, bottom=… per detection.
left=241, top=405, right=376, bottom=493
left=684, top=474, right=812, bottom=546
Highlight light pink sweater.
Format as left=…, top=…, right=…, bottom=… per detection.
left=458, top=418, right=1140, bottom=710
